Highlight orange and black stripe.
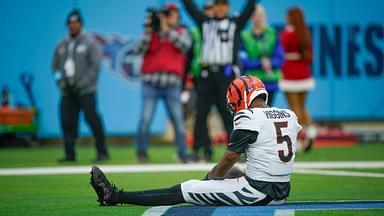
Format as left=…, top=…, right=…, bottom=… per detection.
left=230, top=81, right=242, bottom=106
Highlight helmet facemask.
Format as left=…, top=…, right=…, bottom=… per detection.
left=226, top=92, right=237, bottom=116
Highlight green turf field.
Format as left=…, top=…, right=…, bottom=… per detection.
left=0, top=144, right=383, bottom=215
left=1, top=171, right=383, bottom=216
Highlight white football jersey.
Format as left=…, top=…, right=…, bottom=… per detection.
left=233, top=107, right=302, bottom=182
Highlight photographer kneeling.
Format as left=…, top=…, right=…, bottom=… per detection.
left=133, top=3, right=192, bottom=163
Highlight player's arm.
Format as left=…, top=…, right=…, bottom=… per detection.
left=181, top=0, right=207, bottom=26
left=205, top=110, right=259, bottom=180
left=205, top=129, right=258, bottom=180
left=205, top=150, right=240, bottom=180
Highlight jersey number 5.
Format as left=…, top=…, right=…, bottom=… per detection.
left=274, top=121, right=293, bottom=162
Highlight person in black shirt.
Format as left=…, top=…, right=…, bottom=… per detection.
left=181, top=0, right=256, bottom=161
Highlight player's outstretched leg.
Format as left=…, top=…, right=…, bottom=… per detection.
left=90, top=166, right=186, bottom=206
left=90, top=166, right=119, bottom=206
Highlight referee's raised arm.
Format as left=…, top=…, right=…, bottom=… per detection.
left=236, top=0, right=257, bottom=28
left=181, top=0, right=208, bottom=26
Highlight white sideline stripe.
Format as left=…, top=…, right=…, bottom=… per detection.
left=0, top=161, right=383, bottom=176
left=141, top=206, right=172, bottom=216
left=0, top=164, right=215, bottom=176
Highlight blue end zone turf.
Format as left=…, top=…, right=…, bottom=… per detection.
left=159, top=201, right=384, bottom=216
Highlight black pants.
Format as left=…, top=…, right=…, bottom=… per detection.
left=60, top=92, right=108, bottom=159
left=193, top=67, right=234, bottom=158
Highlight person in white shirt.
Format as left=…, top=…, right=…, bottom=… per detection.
left=90, top=76, right=301, bottom=206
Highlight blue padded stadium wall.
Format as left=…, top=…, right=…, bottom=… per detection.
left=0, top=0, right=383, bottom=137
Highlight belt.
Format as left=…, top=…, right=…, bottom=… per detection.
left=201, top=64, right=233, bottom=72
left=201, top=64, right=229, bottom=73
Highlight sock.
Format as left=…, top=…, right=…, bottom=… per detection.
left=112, top=184, right=185, bottom=206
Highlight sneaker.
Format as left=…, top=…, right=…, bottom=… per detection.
left=90, top=166, right=118, bottom=206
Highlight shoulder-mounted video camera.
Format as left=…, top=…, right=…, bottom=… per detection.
left=144, top=7, right=172, bottom=32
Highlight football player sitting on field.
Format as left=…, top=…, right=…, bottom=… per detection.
left=90, top=76, right=302, bottom=206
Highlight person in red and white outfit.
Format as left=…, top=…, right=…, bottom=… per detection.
left=279, top=7, right=316, bottom=152
left=133, top=3, right=192, bottom=162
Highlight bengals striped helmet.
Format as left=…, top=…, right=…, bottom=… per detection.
left=226, top=76, right=268, bottom=115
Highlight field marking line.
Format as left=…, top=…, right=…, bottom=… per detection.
left=0, top=161, right=383, bottom=176
left=141, top=206, right=172, bottom=216
left=142, top=201, right=384, bottom=216
left=274, top=210, right=295, bottom=216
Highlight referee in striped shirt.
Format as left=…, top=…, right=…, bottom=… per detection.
left=182, top=0, right=256, bottom=161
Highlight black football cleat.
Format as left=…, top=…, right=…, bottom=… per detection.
left=90, top=166, right=118, bottom=206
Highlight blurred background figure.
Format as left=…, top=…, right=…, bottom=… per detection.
left=133, top=3, right=191, bottom=163
left=239, top=5, right=284, bottom=106
left=182, top=0, right=256, bottom=162
left=279, top=7, right=316, bottom=152
left=52, top=9, right=109, bottom=162
left=186, top=0, right=214, bottom=87
left=184, top=0, right=214, bottom=161
left=187, top=0, right=214, bottom=82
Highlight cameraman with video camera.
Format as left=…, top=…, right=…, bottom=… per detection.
left=51, top=9, right=109, bottom=163
left=132, top=3, right=192, bottom=163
